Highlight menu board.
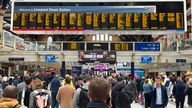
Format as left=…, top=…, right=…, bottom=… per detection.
left=150, top=13, right=158, bottom=30
left=93, top=13, right=100, bottom=30
left=117, top=13, right=125, bottom=30
left=13, top=13, right=21, bottom=29
left=53, top=13, right=61, bottom=29
left=85, top=13, right=93, bottom=29
left=176, top=13, right=184, bottom=30
left=101, top=13, right=108, bottom=30
left=167, top=13, right=176, bottom=29
left=125, top=13, right=133, bottom=30
left=29, top=13, right=37, bottom=29
left=134, top=13, right=142, bottom=29
left=37, top=13, right=45, bottom=29
left=77, top=13, right=84, bottom=30
left=69, top=13, right=77, bottom=29
left=159, top=13, right=167, bottom=30
left=109, top=13, right=117, bottom=30
left=21, top=13, right=29, bottom=29
left=142, top=13, right=150, bottom=29
left=45, top=13, right=53, bottom=29
left=61, top=13, right=68, bottom=29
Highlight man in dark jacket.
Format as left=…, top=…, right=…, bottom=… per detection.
left=172, top=78, right=186, bottom=108
left=87, top=77, right=111, bottom=108
left=185, top=78, right=192, bottom=108
left=150, top=77, right=168, bottom=108
left=50, top=75, right=61, bottom=108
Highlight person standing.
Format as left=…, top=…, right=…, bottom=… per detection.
left=172, top=77, right=186, bottom=108
left=143, top=79, right=153, bottom=108
left=151, top=77, right=168, bottom=108
left=50, top=75, right=61, bottom=108
left=185, top=78, right=192, bottom=108
left=57, top=76, right=75, bottom=108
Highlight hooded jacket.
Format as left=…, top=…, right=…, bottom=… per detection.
left=0, top=98, right=24, bottom=108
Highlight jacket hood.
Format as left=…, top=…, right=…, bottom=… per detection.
left=0, top=98, right=20, bottom=108
left=114, top=82, right=125, bottom=91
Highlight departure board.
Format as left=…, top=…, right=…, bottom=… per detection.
left=21, top=13, right=29, bottom=29
left=101, top=13, right=108, bottom=30
left=125, top=13, right=133, bottom=30
left=13, top=13, right=21, bottom=29
left=29, top=13, right=37, bottom=29
left=69, top=13, right=77, bottom=29
left=111, top=43, right=133, bottom=51
left=159, top=13, right=167, bottom=30
left=37, top=13, right=45, bottom=29
left=77, top=13, right=84, bottom=30
left=134, top=13, right=142, bottom=29
left=85, top=13, right=93, bottom=29
left=53, top=13, right=61, bottom=29
left=167, top=13, right=176, bottom=29
left=150, top=13, right=158, bottom=30
left=142, top=13, right=150, bottom=29
left=63, top=43, right=85, bottom=50
left=109, top=13, right=117, bottom=30
left=45, top=13, right=53, bottom=29
left=117, top=13, right=125, bottom=30
left=61, top=13, right=68, bottom=29
left=176, top=13, right=184, bottom=29
left=93, top=13, right=100, bottom=30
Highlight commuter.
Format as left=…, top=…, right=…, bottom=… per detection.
left=0, top=85, right=24, bottom=108
left=107, top=76, right=116, bottom=88
left=29, top=79, right=51, bottom=108
left=112, top=76, right=133, bottom=108
left=172, top=77, right=186, bottom=108
left=129, top=79, right=138, bottom=103
left=150, top=77, right=168, bottom=108
left=143, top=79, right=153, bottom=108
left=18, top=76, right=32, bottom=108
left=74, top=75, right=84, bottom=89
left=17, top=76, right=28, bottom=93
left=13, top=75, right=22, bottom=87
left=86, top=77, right=111, bottom=108
left=62, top=74, right=74, bottom=87
left=50, top=75, right=61, bottom=108
left=185, top=78, right=192, bottom=108
left=2, top=76, right=9, bottom=90
left=57, top=76, right=75, bottom=108
left=73, top=75, right=92, bottom=108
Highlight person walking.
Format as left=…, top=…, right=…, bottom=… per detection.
left=57, top=76, right=75, bottom=108
left=150, top=77, right=168, bottom=108
left=50, top=75, right=61, bottom=108
left=143, top=79, right=153, bottom=108
left=185, top=78, right=192, bottom=108
left=172, top=77, right=186, bottom=108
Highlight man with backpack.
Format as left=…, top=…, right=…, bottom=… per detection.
left=112, top=76, right=133, bottom=108
left=73, top=75, right=92, bottom=108
left=29, top=79, right=51, bottom=108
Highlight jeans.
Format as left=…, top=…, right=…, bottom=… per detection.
left=175, top=98, right=185, bottom=108
left=51, top=93, right=59, bottom=108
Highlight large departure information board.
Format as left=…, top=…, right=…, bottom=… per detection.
left=12, top=1, right=185, bottom=34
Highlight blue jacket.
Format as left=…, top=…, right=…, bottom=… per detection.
left=50, top=77, right=61, bottom=94
left=150, top=86, right=168, bottom=108
left=172, top=81, right=186, bottom=99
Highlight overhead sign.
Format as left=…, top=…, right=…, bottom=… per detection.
left=135, top=43, right=160, bottom=51
left=140, top=56, right=153, bottom=64
left=78, top=51, right=116, bottom=63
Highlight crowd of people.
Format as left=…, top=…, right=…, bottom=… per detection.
left=0, top=73, right=191, bottom=108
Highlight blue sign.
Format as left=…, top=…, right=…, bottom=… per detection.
left=140, top=56, right=153, bottom=64
left=135, top=43, right=160, bottom=51
left=14, top=6, right=156, bottom=13
left=45, top=55, right=56, bottom=62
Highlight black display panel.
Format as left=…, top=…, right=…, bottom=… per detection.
left=45, top=13, right=53, bottom=29
left=167, top=12, right=176, bottom=29
left=61, top=13, right=68, bottom=29
left=134, top=13, right=142, bottom=30
left=101, top=13, right=108, bottom=30
left=29, top=13, right=37, bottom=29
left=142, top=13, right=150, bottom=29
left=53, top=13, right=61, bottom=29
left=13, top=13, right=21, bottom=29
left=69, top=13, right=77, bottom=30
left=159, top=13, right=167, bottom=30
left=85, top=13, right=93, bottom=29
left=21, top=13, right=29, bottom=29
left=109, top=13, right=117, bottom=30
left=93, top=13, right=100, bottom=30
left=125, top=13, right=133, bottom=30
left=77, top=13, right=84, bottom=30
left=117, top=13, right=125, bottom=30
left=150, top=13, right=158, bottom=30
left=63, top=42, right=85, bottom=50
left=87, top=43, right=108, bottom=50
left=37, top=13, right=45, bottom=29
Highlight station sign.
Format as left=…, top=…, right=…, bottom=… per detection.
left=135, top=42, right=160, bottom=51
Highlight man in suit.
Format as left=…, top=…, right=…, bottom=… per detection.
left=151, top=77, right=168, bottom=108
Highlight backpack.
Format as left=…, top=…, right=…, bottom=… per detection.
left=34, top=90, right=49, bottom=108
left=115, top=84, right=133, bottom=107
left=78, top=88, right=90, bottom=108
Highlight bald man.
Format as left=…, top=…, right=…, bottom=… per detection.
left=0, top=85, right=24, bottom=108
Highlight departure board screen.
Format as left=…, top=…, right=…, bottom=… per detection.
left=29, top=13, right=37, bottom=29
left=142, top=13, right=150, bottom=29
left=69, top=13, right=77, bottom=29
left=21, top=13, right=29, bottom=29
left=134, top=13, right=142, bottom=30
left=109, top=13, right=117, bottom=30
left=63, top=43, right=85, bottom=50
left=176, top=13, right=184, bottom=30
left=53, top=13, right=61, bottom=29
left=125, top=13, right=133, bottom=30
left=77, top=13, right=84, bottom=30
left=85, top=13, right=93, bottom=29
left=111, top=43, right=133, bottom=51
left=117, top=13, right=125, bottom=30
left=13, top=13, right=21, bottom=29
left=101, top=13, right=108, bottom=30
left=37, top=13, right=45, bottom=29
left=150, top=13, right=158, bottom=30
left=167, top=13, right=176, bottom=29
left=61, top=13, right=68, bottom=29
left=45, top=13, right=53, bottom=29
left=159, top=13, right=167, bottom=30
left=93, top=13, right=100, bottom=30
